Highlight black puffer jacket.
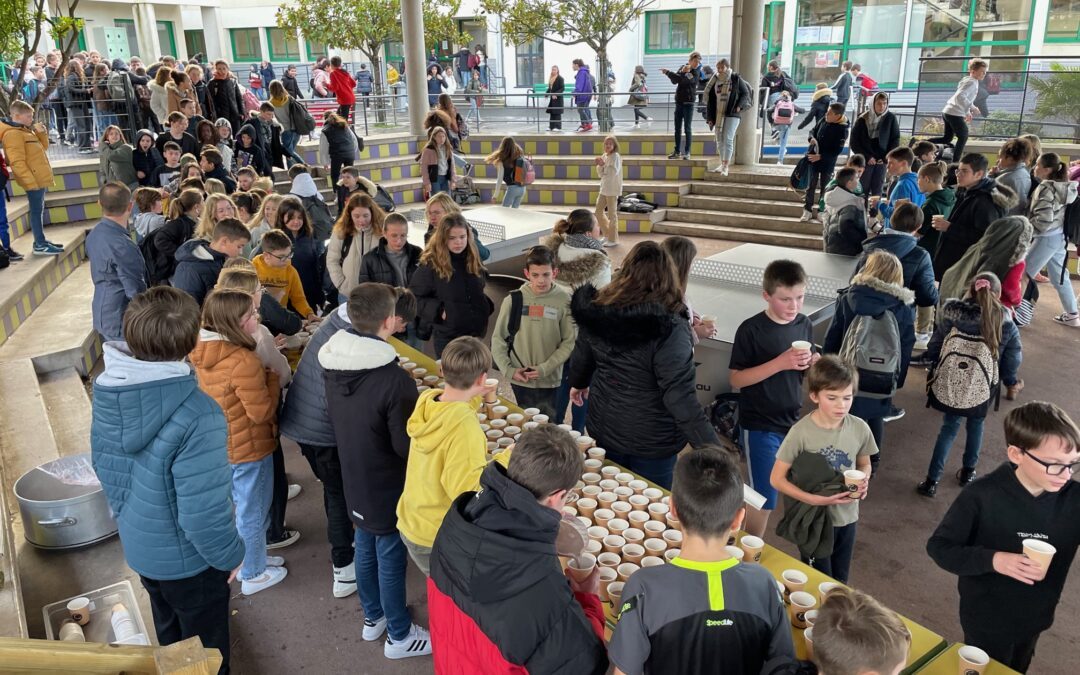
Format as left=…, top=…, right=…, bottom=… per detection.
left=849, top=112, right=900, bottom=162
left=568, top=285, right=718, bottom=459
left=932, top=178, right=1017, bottom=280
left=358, top=239, right=422, bottom=286
left=409, top=252, right=491, bottom=342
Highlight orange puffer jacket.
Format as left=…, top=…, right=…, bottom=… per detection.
left=189, top=332, right=280, bottom=464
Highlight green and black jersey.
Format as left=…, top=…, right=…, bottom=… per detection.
left=609, top=557, right=795, bottom=675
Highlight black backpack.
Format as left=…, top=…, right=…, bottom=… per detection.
left=139, top=231, right=170, bottom=286
left=1061, top=191, right=1080, bottom=284
left=374, top=184, right=395, bottom=212
left=504, top=290, right=525, bottom=367
left=708, top=393, right=743, bottom=451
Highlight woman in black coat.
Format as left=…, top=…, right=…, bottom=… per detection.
left=849, top=91, right=900, bottom=197
left=545, top=66, right=565, bottom=131
left=568, top=241, right=719, bottom=488
left=408, top=213, right=491, bottom=358
left=63, top=61, right=93, bottom=151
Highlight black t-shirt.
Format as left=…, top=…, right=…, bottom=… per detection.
left=729, top=311, right=812, bottom=433
left=155, top=131, right=199, bottom=159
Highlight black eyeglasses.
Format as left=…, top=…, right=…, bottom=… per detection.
left=1021, top=449, right=1080, bottom=476
left=267, top=251, right=293, bottom=261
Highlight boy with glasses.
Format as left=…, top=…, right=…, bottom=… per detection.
left=252, top=229, right=319, bottom=322
left=927, top=401, right=1080, bottom=673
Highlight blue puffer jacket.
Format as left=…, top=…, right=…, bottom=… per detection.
left=91, top=343, right=244, bottom=580
left=857, top=231, right=938, bottom=309
left=278, top=304, right=351, bottom=446
left=878, top=172, right=926, bottom=229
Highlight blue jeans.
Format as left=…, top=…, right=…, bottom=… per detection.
left=927, top=413, right=986, bottom=483
left=281, top=130, right=304, bottom=167
left=432, top=176, right=450, bottom=197
left=802, top=522, right=857, bottom=584
left=775, top=123, right=791, bottom=162
left=231, top=455, right=274, bottom=580
left=1024, top=233, right=1077, bottom=315
left=95, top=110, right=117, bottom=141
left=502, top=184, right=525, bottom=208
left=603, top=448, right=677, bottom=490
left=743, top=429, right=785, bottom=510
left=404, top=323, right=424, bottom=351
left=554, top=368, right=587, bottom=432
left=577, top=100, right=592, bottom=124
left=716, top=115, right=741, bottom=162
left=458, top=70, right=471, bottom=89
left=673, top=103, right=694, bottom=155
left=26, top=188, right=46, bottom=246
left=0, top=191, right=10, bottom=249
left=354, top=528, right=411, bottom=641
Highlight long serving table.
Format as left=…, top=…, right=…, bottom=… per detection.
left=911, top=644, right=1020, bottom=674
left=687, top=244, right=859, bottom=406
left=387, top=337, right=952, bottom=672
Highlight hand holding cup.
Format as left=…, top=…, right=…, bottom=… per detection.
left=565, top=563, right=600, bottom=595
left=931, top=215, right=950, bottom=232
left=992, top=551, right=1044, bottom=585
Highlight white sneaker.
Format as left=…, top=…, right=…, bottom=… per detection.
left=287, top=484, right=302, bottom=500
left=721, top=165, right=729, bottom=176
left=914, top=332, right=932, bottom=350
left=800, top=210, right=813, bottom=222
left=710, top=165, right=724, bottom=172
left=384, top=624, right=432, bottom=660
left=363, top=616, right=387, bottom=641
left=266, top=556, right=285, bottom=567
left=1053, top=312, right=1080, bottom=327
left=333, top=564, right=357, bottom=598
left=241, top=566, right=288, bottom=595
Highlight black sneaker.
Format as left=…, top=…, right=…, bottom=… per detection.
left=667, top=151, right=681, bottom=159
left=916, top=479, right=938, bottom=497
left=909, top=354, right=934, bottom=367
left=5, top=247, right=24, bottom=261
left=883, top=406, right=906, bottom=423
left=957, top=467, right=977, bottom=486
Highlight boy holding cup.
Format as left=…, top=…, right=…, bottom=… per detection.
left=927, top=401, right=1080, bottom=672
left=770, top=356, right=877, bottom=583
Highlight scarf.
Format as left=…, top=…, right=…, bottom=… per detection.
left=269, top=93, right=288, bottom=107
left=566, top=232, right=605, bottom=252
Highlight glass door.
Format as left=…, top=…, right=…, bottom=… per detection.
left=763, top=2, right=786, bottom=74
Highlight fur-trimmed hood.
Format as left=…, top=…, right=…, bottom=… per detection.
left=847, top=274, right=916, bottom=311
left=812, top=87, right=834, bottom=102
left=542, top=233, right=611, bottom=290
left=570, top=284, right=684, bottom=347
left=966, top=176, right=1019, bottom=212
left=939, top=297, right=982, bottom=325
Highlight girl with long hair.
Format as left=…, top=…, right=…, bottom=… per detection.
left=195, top=119, right=217, bottom=151
left=99, top=125, right=138, bottom=188
left=1024, top=153, right=1079, bottom=326
left=417, top=126, right=456, bottom=201
left=151, top=189, right=204, bottom=282
left=166, top=69, right=200, bottom=116
left=594, top=135, right=623, bottom=245
left=244, top=192, right=282, bottom=259
left=190, top=289, right=286, bottom=596
left=64, top=60, right=93, bottom=151
left=328, top=192, right=386, bottom=299
left=567, top=241, right=718, bottom=487
left=195, top=193, right=238, bottom=239
left=275, top=197, right=326, bottom=312
left=546, top=66, right=565, bottom=131
left=268, top=79, right=304, bottom=166
left=661, top=236, right=714, bottom=345
left=90, top=63, right=118, bottom=140
left=485, top=136, right=527, bottom=208
left=629, top=65, right=650, bottom=124
left=917, top=272, right=1022, bottom=497
left=409, top=213, right=490, bottom=357
left=149, top=66, right=172, bottom=130
left=423, top=192, right=490, bottom=260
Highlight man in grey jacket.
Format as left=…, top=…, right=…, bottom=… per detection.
left=86, top=182, right=147, bottom=342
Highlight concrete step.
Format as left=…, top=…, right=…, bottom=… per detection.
left=0, top=264, right=100, bottom=376
left=652, top=220, right=822, bottom=250
left=678, top=195, right=804, bottom=219
left=702, top=166, right=793, bottom=187
left=0, top=223, right=91, bottom=349
left=689, top=180, right=804, bottom=202
left=462, top=135, right=718, bottom=158
left=470, top=178, right=686, bottom=207
left=38, top=367, right=92, bottom=458
left=663, top=207, right=821, bottom=236
left=463, top=154, right=705, bottom=182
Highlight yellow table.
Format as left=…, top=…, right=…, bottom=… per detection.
left=913, top=644, right=1020, bottom=675
left=389, top=338, right=947, bottom=670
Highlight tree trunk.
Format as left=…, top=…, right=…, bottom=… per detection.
left=596, top=47, right=613, bottom=133
left=370, top=54, right=386, bottom=124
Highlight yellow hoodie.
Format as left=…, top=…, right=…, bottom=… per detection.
left=396, top=388, right=489, bottom=548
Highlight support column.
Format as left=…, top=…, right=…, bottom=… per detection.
left=132, top=4, right=162, bottom=62
left=400, top=0, right=429, bottom=136
left=734, top=0, right=766, bottom=166
left=201, top=8, right=228, bottom=64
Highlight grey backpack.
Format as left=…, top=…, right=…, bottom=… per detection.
left=927, top=328, right=999, bottom=417
left=838, top=310, right=901, bottom=399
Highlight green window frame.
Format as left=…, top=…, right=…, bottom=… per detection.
left=157, top=21, right=177, bottom=58
left=791, top=0, right=1036, bottom=89
left=644, top=9, right=696, bottom=55
left=185, top=30, right=206, bottom=60
left=230, top=28, right=263, bottom=63
left=305, top=39, right=326, bottom=62
left=116, top=19, right=176, bottom=59
left=1046, top=0, right=1080, bottom=42
left=265, top=27, right=301, bottom=61
left=52, top=17, right=87, bottom=52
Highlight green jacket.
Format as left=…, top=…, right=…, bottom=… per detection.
left=774, top=452, right=847, bottom=560
left=491, top=283, right=576, bottom=389
left=918, top=187, right=956, bottom=257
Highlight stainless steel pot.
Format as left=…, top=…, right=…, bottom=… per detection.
left=14, top=453, right=117, bottom=549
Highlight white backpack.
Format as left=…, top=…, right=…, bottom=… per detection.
left=927, top=328, right=999, bottom=417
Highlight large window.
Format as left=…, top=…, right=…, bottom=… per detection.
left=115, top=19, right=174, bottom=59
left=265, top=28, right=301, bottom=61
left=907, top=0, right=970, bottom=43
left=514, top=36, right=544, bottom=87
left=157, top=21, right=176, bottom=58
left=185, top=30, right=206, bottom=60
left=306, top=39, right=326, bottom=62
left=645, top=10, right=695, bottom=54
left=849, top=0, right=906, bottom=45
left=1047, top=0, right=1080, bottom=41
left=230, top=28, right=262, bottom=63
left=795, top=0, right=846, bottom=45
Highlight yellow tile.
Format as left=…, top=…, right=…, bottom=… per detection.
left=80, top=172, right=96, bottom=188
left=539, top=190, right=553, bottom=204
left=567, top=166, right=578, bottom=180
left=570, top=141, right=582, bottom=156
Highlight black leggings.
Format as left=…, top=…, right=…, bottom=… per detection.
left=929, top=113, right=969, bottom=161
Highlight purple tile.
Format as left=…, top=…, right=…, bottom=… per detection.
left=3, top=312, right=15, bottom=337
left=64, top=173, right=83, bottom=190
left=554, top=165, right=567, bottom=179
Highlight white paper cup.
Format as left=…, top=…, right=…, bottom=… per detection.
left=598, top=567, right=618, bottom=601
left=623, top=528, right=645, bottom=544
left=497, top=437, right=514, bottom=448
left=647, top=502, right=670, bottom=521
left=724, top=545, right=745, bottom=561
left=804, top=609, right=818, bottom=627
left=601, top=466, right=620, bottom=479
left=644, top=521, right=667, bottom=538
left=593, top=509, right=615, bottom=528
left=582, top=472, right=602, bottom=485
left=628, top=479, right=648, bottom=494
left=818, top=581, right=841, bottom=604
left=615, top=472, right=634, bottom=485
left=532, top=414, right=549, bottom=424
left=597, top=552, right=621, bottom=569
left=782, top=569, right=809, bottom=596
left=627, top=511, right=651, bottom=527
left=611, top=501, right=632, bottom=516
left=602, top=534, right=627, bottom=554
left=1022, top=538, right=1056, bottom=578
left=584, top=458, right=604, bottom=472
left=587, top=447, right=606, bottom=461
left=641, top=555, right=665, bottom=567
left=740, top=535, right=765, bottom=562
left=643, top=487, right=664, bottom=502
left=791, top=340, right=812, bottom=352
left=662, top=529, right=684, bottom=549
left=804, top=626, right=814, bottom=658
left=489, top=418, right=508, bottom=430
left=788, top=591, right=817, bottom=628
left=491, top=405, right=509, bottom=419
left=629, top=495, right=650, bottom=511
left=616, top=562, right=640, bottom=582
left=585, top=539, right=602, bottom=555
left=507, top=413, right=525, bottom=426
left=644, top=538, right=668, bottom=556
left=599, top=479, right=620, bottom=491
left=958, top=645, right=990, bottom=674
left=664, top=548, right=681, bottom=562
left=484, top=378, right=499, bottom=403
left=568, top=553, right=597, bottom=581
left=607, top=518, right=630, bottom=534
left=613, top=486, right=634, bottom=499
left=587, top=526, right=608, bottom=542
left=582, top=485, right=602, bottom=498
left=66, top=597, right=91, bottom=626
left=621, top=543, right=645, bottom=564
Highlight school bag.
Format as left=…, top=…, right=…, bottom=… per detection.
left=242, top=90, right=260, bottom=115
left=503, top=290, right=526, bottom=367
left=708, top=393, right=743, bottom=452
left=927, top=327, right=1000, bottom=417
left=587, top=71, right=597, bottom=94
left=837, top=307, right=901, bottom=400
left=789, top=155, right=812, bottom=192
left=780, top=74, right=799, bottom=100
left=289, top=97, right=316, bottom=135
left=513, top=156, right=536, bottom=186
left=773, top=99, right=795, bottom=125
left=374, top=184, right=396, bottom=212
left=452, top=175, right=481, bottom=206
left=857, top=73, right=878, bottom=95
left=139, top=231, right=171, bottom=286
left=107, top=70, right=129, bottom=102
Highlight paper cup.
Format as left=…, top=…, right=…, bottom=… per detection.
left=1022, top=538, right=1056, bottom=578
left=665, top=513, right=682, bottom=531
left=532, top=414, right=549, bottom=424
left=662, top=529, right=684, bottom=549
left=568, top=553, right=596, bottom=582
left=523, top=421, right=540, bottom=431
left=484, top=378, right=499, bottom=403
left=557, top=424, right=573, bottom=432
left=788, top=591, right=817, bottom=628
left=611, top=501, right=632, bottom=517
left=503, top=426, right=521, bottom=437
left=602, top=534, right=627, bottom=554
left=67, top=597, right=91, bottom=626
left=497, top=437, right=514, bottom=448
left=587, top=447, right=606, bottom=461
left=627, top=511, right=651, bottom=528
left=593, top=509, right=615, bottom=528
left=616, top=562, right=640, bottom=582
left=628, top=479, right=648, bottom=494
left=522, top=407, right=540, bottom=417
left=615, top=472, right=634, bottom=486
left=577, top=498, right=598, bottom=519
left=740, top=535, right=765, bottom=563
left=804, top=627, right=814, bottom=659
left=664, top=548, right=681, bottom=562
left=423, top=375, right=439, bottom=386
left=607, top=518, right=630, bottom=535
left=613, top=486, right=634, bottom=500
left=597, top=552, right=621, bottom=569
left=506, top=413, right=525, bottom=426
left=644, top=521, right=667, bottom=538
left=644, top=538, right=668, bottom=556
left=803, top=609, right=818, bottom=627
left=641, top=555, right=665, bottom=568
left=412, top=368, right=427, bottom=380
left=629, top=495, right=650, bottom=511
left=608, top=581, right=625, bottom=612
left=621, top=543, right=645, bottom=564
left=587, top=526, right=609, bottom=542
left=599, top=479, right=620, bottom=491
left=491, top=405, right=509, bottom=419
left=577, top=516, right=593, bottom=529
left=791, top=340, right=812, bottom=353
left=585, top=538, right=602, bottom=555
left=598, top=567, right=618, bottom=601
left=58, top=620, right=86, bottom=641
left=844, top=470, right=866, bottom=499
left=581, top=472, right=602, bottom=486
left=583, top=459, right=604, bottom=473
left=490, top=418, right=508, bottom=430
left=818, top=581, right=841, bottom=605
left=402, top=361, right=417, bottom=371
left=648, top=503, right=670, bottom=521
left=781, top=569, right=809, bottom=597
left=486, top=441, right=498, bottom=452
left=576, top=435, right=595, bottom=450
left=724, top=545, right=745, bottom=561
left=582, top=485, right=602, bottom=498
left=623, top=528, right=645, bottom=544
left=597, top=492, right=617, bottom=510
left=958, top=645, right=990, bottom=674
left=601, top=466, right=620, bottom=479
left=562, top=505, right=578, bottom=517
left=643, top=487, right=664, bottom=503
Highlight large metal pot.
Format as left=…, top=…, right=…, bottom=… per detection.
left=13, top=453, right=117, bottom=549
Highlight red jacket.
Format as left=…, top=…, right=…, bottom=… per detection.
left=328, top=68, right=356, bottom=106
left=429, top=578, right=606, bottom=674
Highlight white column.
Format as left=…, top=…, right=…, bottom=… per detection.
left=400, top=0, right=429, bottom=135
left=735, top=0, right=766, bottom=166
left=200, top=7, right=228, bottom=63
left=1029, top=0, right=1050, bottom=60
left=132, top=4, right=162, bottom=62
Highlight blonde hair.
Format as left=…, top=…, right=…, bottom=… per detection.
left=440, top=336, right=492, bottom=389
left=424, top=192, right=461, bottom=227
left=204, top=178, right=226, bottom=195
left=200, top=289, right=257, bottom=351
left=195, top=194, right=238, bottom=239
left=249, top=193, right=284, bottom=231
left=966, top=271, right=1004, bottom=357
left=252, top=176, right=275, bottom=193
left=856, top=250, right=903, bottom=287
left=420, top=213, right=485, bottom=281
left=603, top=135, right=620, bottom=154
left=216, top=267, right=261, bottom=294
left=814, top=588, right=911, bottom=675
left=333, top=192, right=386, bottom=239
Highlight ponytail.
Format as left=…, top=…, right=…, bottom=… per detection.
left=168, top=189, right=203, bottom=220
left=967, top=272, right=1004, bottom=357
left=556, top=208, right=596, bottom=236
left=1036, top=152, right=1068, bottom=181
